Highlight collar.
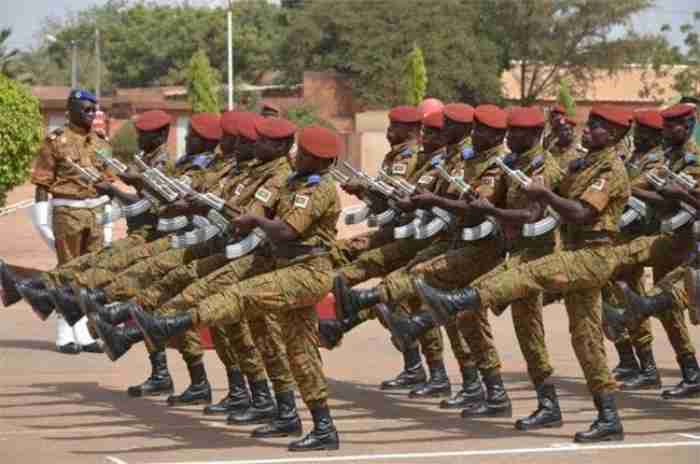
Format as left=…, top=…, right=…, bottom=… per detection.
left=67, top=122, right=91, bottom=137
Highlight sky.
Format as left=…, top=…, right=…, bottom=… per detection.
left=0, top=0, right=697, bottom=51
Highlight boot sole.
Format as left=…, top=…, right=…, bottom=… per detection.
left=252, top=429, right=304, bottom=438
left=128, top=388, right=175, bottom=398
left=167, top=398, right=212, bottom=407
left=662, top=391, right=700, bottom=400
left=574, top=432, right=624, bottom=443
left=619, top=383, right=662, bottom=391
left=289, top=442, right=340, bottom=452
left=228, top=416, right=277, bottom=425
left=380, top=384, right=427, bottom=391
left=409, top=389, right=452, bottom=399
left=515, top=419, right=564, bottom=431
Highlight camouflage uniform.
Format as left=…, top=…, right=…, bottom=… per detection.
left=550, top=142, right=584, bottom=172
left=474, top=145, right=630, bottom=394
left=189, top=171, right=341, bottom=410
left=652, top=264, right=700, bottom=326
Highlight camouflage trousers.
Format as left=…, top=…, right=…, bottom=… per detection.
left=155, top=252, right=296, bottom=394
left=654, top=265, right=700, bottom=326
left=52, top=206, right=105, bottom=266
left=192, top=255, right=335, bottom=409
left=378, top=236, right=505, bottom=375
left=473, top=246, right=555, bottom=386
left=477, top=243, right=621, bottom=394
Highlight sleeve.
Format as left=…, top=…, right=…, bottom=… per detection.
left=579, top=170, right=613, bottom=213
left=94, top=141, right=117, bottom=182
left=475, top=166, right=506, bottom=205
left=30, top=140, right=56, bottom=190
left=245, top=172, right=287, bottom=217
left=281, top=183, right=333, bottom=235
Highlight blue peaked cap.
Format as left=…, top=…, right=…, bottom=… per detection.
left=68, top=89, right=97, bottom=104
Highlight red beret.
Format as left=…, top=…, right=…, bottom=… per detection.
left=634, top=110, right=663, bottom=130
left=389, top=105, right=422, bottom=124
left=564, top=116, right=577, bottom=127
left=255, top=117, right=297, bottom=139
left=423, top=110, right=444, bottom=129
left=444, top=103, right=474, bottom=124
left=590, top=106, right=632, bottom=128
left=190, top=113, right=222, bottom=141
left=508, top=107, right=545, bottom=129
left=474, top=104, right=507, bottom=130
left=237, top=113, right=264, bottom=141
left=298, top=126, right=340, bottom=159
left=551, top=104, right=566, bottom=115
left=134, top=110, right=172, bottom=131
left=661, top=103, right=696, bottom=120
left=220, top=111, right=245, bottom=136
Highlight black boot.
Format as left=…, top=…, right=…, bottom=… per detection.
left=380, top=346, right=427, bottom=390
left=80, top=289, right=133, bottom=326
left=49, top=287, right=84, bottom=326
left=410, top=360, right=451, bottom=398
left=574, top=393, right=624, bottom=443
left=661, top=354, right=700, bottom=399
left=414, top=278, right=481, bottom=325
left=16, top=280, right=54, bottom=320
left=128, top=351, right=174, bottom=397
left=318, top=314, right=367, bottom=349
left=602, top=303, right=629, bottom=343
left=228, top=380, right=277, bottom=424
left=288, top=406, right=339, bottom=452
left=203, top=368, right=250, bottom=415
left=620, top=348, right=662, bottom=390
left=0, top=259, right=22, bottom=307
left=130, top=307, right=194, bottom=352
left=618, top=281, right=673, bottom=322
left=374, top=305, right=437, bottom=353
left=440, top=366, right=484, bottom=409
left=515, top=384, right=563, bottom=430
left=461, top=373, right=512, bottom=418
left=94, top=316, right=145, bottom=362
left=252, top=391, right=303, bottom=438
left=167, top=362, right=212, bottom=406
left=612, top=340, right=640, bottom=381
left=333, top=276, right=380, bottom=321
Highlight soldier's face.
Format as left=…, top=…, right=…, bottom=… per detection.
left=443, top=118, right=469, bottom=144
left=582, top=117, right=616, bottom=150
left=69, top=100, right=96, bottom=130
left=237, top=135, right=256, bottom=160
left=137, top=128, right=165, bottom=152
left=256, top=136, right=288, bottom=162
left=387, top=122, right=416, bottom=145
left=220, top=134, right=238, bottom=156
left=557, top=122, right=575, bottom=146
left=550, top=112, right=564, bottom=129
left=472, top=122, right=505, bottom=152
left=422, top=126, right=446, bottom=152
left=507, top=126, right=540, bottom=154
left=633, top=125, right=661, bottom=152
left=663, top=117, right=693, bottom=146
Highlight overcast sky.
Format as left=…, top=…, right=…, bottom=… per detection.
left=1, top=0, right=697, bottom=51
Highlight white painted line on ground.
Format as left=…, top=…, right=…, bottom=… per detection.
left=105, top=456, right=129, bottom=464
left=145, top=440, right=700, bottom=464
left=677, top=433, right=700, bottom=440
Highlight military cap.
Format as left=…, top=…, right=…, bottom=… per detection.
left=634, top=110, right=663, bottom=130
left=418, top=98, right=444, bottom=117
left=590, top=106, right=632, bottom=128
left=661, top=103, right=696, bottom=120
left=507, top=106, right=545, bottom=128
left=256, top=117, right=297, bottom=139
left=298, top=126, right=340, bottom=159
left=238, top=113, right=265, bottom=141
left=68, top=88, right=97, bottom=104
left=551, top=104, right=566, bottom=115
left=423, top=110, right=444, bottom=129
left=190, top=113, right=222, bottom=141
left=389, top=105, right=422, bottom=124
left=221, top=111, right=245, bottom=136
left=474, top=104, right=507, bottom=129
left=444, top=103, right=475, bottom=124
left=135, top=110, right=172, bottom=132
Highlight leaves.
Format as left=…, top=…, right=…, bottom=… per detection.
left=403, top=45, right=427, bottom=106
left=186, top=50, right=221, bottom=113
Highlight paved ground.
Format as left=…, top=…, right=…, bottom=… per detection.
left=1, top=183, right=699, bottom=464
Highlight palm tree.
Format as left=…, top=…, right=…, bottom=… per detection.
left=0, top=28, right=31, bottom=83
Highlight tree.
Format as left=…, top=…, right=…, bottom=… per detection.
left=278, top=0, right=503, bottom=107
left=403, top=44, right=427, bottom=105
left=0, top=75, right=43, bottom=207
left=186, top=50, right=221, bottom=113
left=665, top=11, right=700, bottom=97
left=110, top=121, right=138, bottom=164
left=0, top=28, right=32, bottom=83
left=285, top=103, right=335, bottom=129
left=557, top=79, right=576, bottom=116
left=481, top=0, right=655, bottom=104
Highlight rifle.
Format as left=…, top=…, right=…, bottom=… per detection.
left=65, top=158, right=104, bottom=184
left=647, top=166, right=698, bottom=232
left=376, top=169, right=432, bottom=239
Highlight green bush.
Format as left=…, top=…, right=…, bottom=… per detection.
left=285, top=103, right=335, bottom=129
left=110, top=120, right=139, bottom=164
left=0, top=75, right=42, bottom=207
left=186, top=50, right=221, bottom=113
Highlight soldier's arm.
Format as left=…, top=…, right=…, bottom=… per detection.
left=532, top=187, right=598, bottom=225
left=475, top=198, right=544, bottom=225
left=31, top=139, right=57, bottom=199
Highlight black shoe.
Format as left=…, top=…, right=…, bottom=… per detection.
left=574, top=393, right=624, bottom=443
left=410, top=360, right=451, bottom=398
left=49, top=287, right=83, bottom=326
left=662, top=354, right=700, bottom=399
left=515, top=384, right=563, bottom=430
left=318, top=314, right=367, bottom=349
left=380, top=346, right=427, bottom=390
left=227, top=380, right=277, bottom=424
left=415, top=278, right=481, bottom=325
left=128, top=351, right=174, bottom=397
left=0, top=260, right=22, bottom=307
left=130, top=307, right=194, bottom=352
left=618, top=281, right=673, bottom=321
left=461, top=373, right=512, bottom=418
left=602, top=303, right=630, bottom=344
left=612, top=340, right=640, bottom=381
left=373, top=305, right=437, bottom=353
left=16, top=280, right=54, bottom=320
left=252, top=390, right=302, bottom=438
left=288, top=406, right=339, bottom=452
left=79, top=288, right=131, bottom=326
left=333, top=275, right=380, bottom=322
left=57, top=342, right=81, bottom=355
left=81, top=342, right=105, bottom=354
left=620, top=348, right=662, bottom=390
left=204, top=368, right=250, bottom=415
left=167, top=362, right=212, bottom=406
left=440, top=366, right=484, bottom=409
left=94, top=315, right=144, bottom=361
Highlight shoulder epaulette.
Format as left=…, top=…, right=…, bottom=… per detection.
left=501, top=153, right=517, bottom=167
left=306, top=174, right=322, bottom=186
left=569, top=158, right=586, bottom=173
left=462, top=147, right=475, bottom=160
left=430, top=154, right=444, bottom=167
left=400, top=146, right=414, bottom=157
left=685, top=152, right=698, bottom=165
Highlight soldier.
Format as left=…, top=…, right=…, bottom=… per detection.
left=550, top=116, right=583, bottom=170
left=103, top=125, right=343, bottom=452
left=543, top=104, right=566, bottom=150
left=401, top=105, right=632, bottom=442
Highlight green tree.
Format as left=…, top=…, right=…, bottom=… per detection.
left=0, top=75, right=43, bottom=207
left=403, top=44, right=428, bottom=105
left=557, top=79, right=576, bottom=116
left=285, top=103, right=335, bottom=129
left=110, top=121, right=138, bottom=164
left=665, top=11, right=700, bottom=97
left=0, top=28, right=19, bottom=77
left=186, top=50, right=221, bottom=113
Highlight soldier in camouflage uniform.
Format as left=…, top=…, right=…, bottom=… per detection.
left=550, top=116, right=584, bottom=171
left=102, top=125, right=343, bottom=452
left=409, top=105, right=632, bottom=443
left=334, top=105, right=513, bottom=416
left=542, top=104, right=566, bottom=151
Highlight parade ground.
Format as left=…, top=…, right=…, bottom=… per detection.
left=1, top=184, right=699, bottom=464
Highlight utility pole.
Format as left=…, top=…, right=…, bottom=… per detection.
left=95, top=29, right=101, bottom=101
left=70, top=40, right=78, bottom=89
left=227, top=10, right=234, bottom=110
